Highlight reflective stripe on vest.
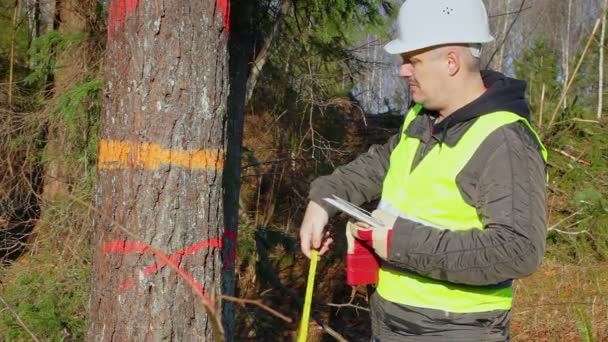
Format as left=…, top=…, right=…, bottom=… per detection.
left=376, top=105, right=547, bottom=313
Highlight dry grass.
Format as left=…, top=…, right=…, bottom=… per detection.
left=512, top=260, right=608, bottom=341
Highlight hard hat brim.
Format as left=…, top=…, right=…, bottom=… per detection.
left=384, top=36, right=495, bottom=56
left=384, top=39, right=408, bottom=55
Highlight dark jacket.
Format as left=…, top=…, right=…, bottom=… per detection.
left=309, top=70, right=547, bottom=339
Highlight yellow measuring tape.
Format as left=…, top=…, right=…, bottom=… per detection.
left=298, top=249, right=319, bottom=342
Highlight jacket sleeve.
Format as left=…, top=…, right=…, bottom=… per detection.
left=308, top=133, right=401, bottom=216
left=386, top=123, right=547, bottom=286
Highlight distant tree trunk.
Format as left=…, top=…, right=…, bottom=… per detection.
left=598, top=1, right=607, bottom=120
left=8, top=0, right=20, bottom=107
left=26, top=0, right=56, bottom=71
left=37, top=0, right=57, bottom=35
left=497, top=0, right=510, bottom=72
left=42, top=0, right=93, bottom=198
left=87, top=1, right=230, bottom=340
left=562, top=0, right=572, bottom=109
left=25, top=0, right=39, bottom=45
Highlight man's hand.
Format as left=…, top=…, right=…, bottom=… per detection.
left=348, top=210, right=397, bottom=260
left=299, top=201, right=332, bottom=259
left=345, top=221, right=381, bottom=285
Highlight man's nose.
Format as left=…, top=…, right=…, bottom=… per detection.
left=399, top=63, right=413, bottom=78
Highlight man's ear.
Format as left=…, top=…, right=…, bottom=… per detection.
left=446, top=48, right=461, bottom=76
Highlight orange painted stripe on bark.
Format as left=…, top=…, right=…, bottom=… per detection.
left=98, top=139, right=224, bottom=170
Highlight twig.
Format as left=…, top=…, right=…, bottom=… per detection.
left=551, top=148, right=592, bottom=166
left=571, top=118, right=600, bottom=124
left=547, top=227, right=590, bottom=236
left=241, top=157, right=313, bottom=170
left=322, top=325, right=349, bottom=342
left=488, top=6, right=533, bottom=19
left=517, top=301, right=608, bottom=308
left=562, top=217, right=591, bottom=230
left=328, top=286, right=370, bottom=316
left=0, top=294, right=41, bottom=342
left=485, top=0, right=527, bottom=69
left=547, top=19, right=602, bottom=130
left=547, top=210, right=591, bottom=236
left=327, top=302, right=370, bottom=312
left=547, top=210, right=582, bottom=231
left=221, top=295, right=293, bottom=323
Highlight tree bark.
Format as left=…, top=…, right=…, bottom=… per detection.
left=87, top=0, right=230, bottom=340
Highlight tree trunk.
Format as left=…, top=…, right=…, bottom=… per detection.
left=497, top=0, right=510, bottom=72
left=8, top=0, right=20, bottom=107
left=25, top=0, right=39, bottom=45
left=39, top=0, right=57, bottom=34
left=562, top=0, right=572, bottom=109
left=598, top=0, right=607, bottom=120
left=87, top=0, right=230, bottom=340
left=222, top=0, right=256, bottom=339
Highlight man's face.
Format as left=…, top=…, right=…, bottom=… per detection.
left=399, top=48, right=445, bottom=109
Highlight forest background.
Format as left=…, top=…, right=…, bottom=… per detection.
left=0, top=0, right=607, bottom=340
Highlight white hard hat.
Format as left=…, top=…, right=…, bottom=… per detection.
left=384, top=0, right=495, bottom=55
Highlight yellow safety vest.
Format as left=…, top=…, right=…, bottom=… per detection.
left=376, top=104, right=547, bottom=313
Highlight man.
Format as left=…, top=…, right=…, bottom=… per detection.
left=299, top=0, right=547, bottom=340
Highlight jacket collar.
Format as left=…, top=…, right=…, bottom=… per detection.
left=405, top=109, right=469, bottom=147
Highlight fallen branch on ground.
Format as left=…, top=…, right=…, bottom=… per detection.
left=221, top=295, right=293, bottom=323
left=0, top=294, right=41, bottom=342
left=327, top=302, right=370, bottom=312
left=552, top=148, right=592, bottom=166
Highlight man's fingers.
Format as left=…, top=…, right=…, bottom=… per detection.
left=319, top=237, right=334, bottom=256
left=299, top=201, right=330, bottom=258
left=300, top=229, right=313, bottom=259
left=300, top=239, right=311, bottom=259
left=301, top=227, right=332, bottom=259
left=312, top=233, right=321, bottom=249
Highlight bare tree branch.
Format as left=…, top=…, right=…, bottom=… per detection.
left=327, top=302, right=370, bottom=312
left=245, top=0, right=292, bottom=102
left=489, top=6, right=532, bottom=19
left=485, top=0, right=528, bottom=69
left=548, top=18, right=602, bottom=130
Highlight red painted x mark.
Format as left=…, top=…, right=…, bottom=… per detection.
left=104, top=230, right=236, bottom=307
